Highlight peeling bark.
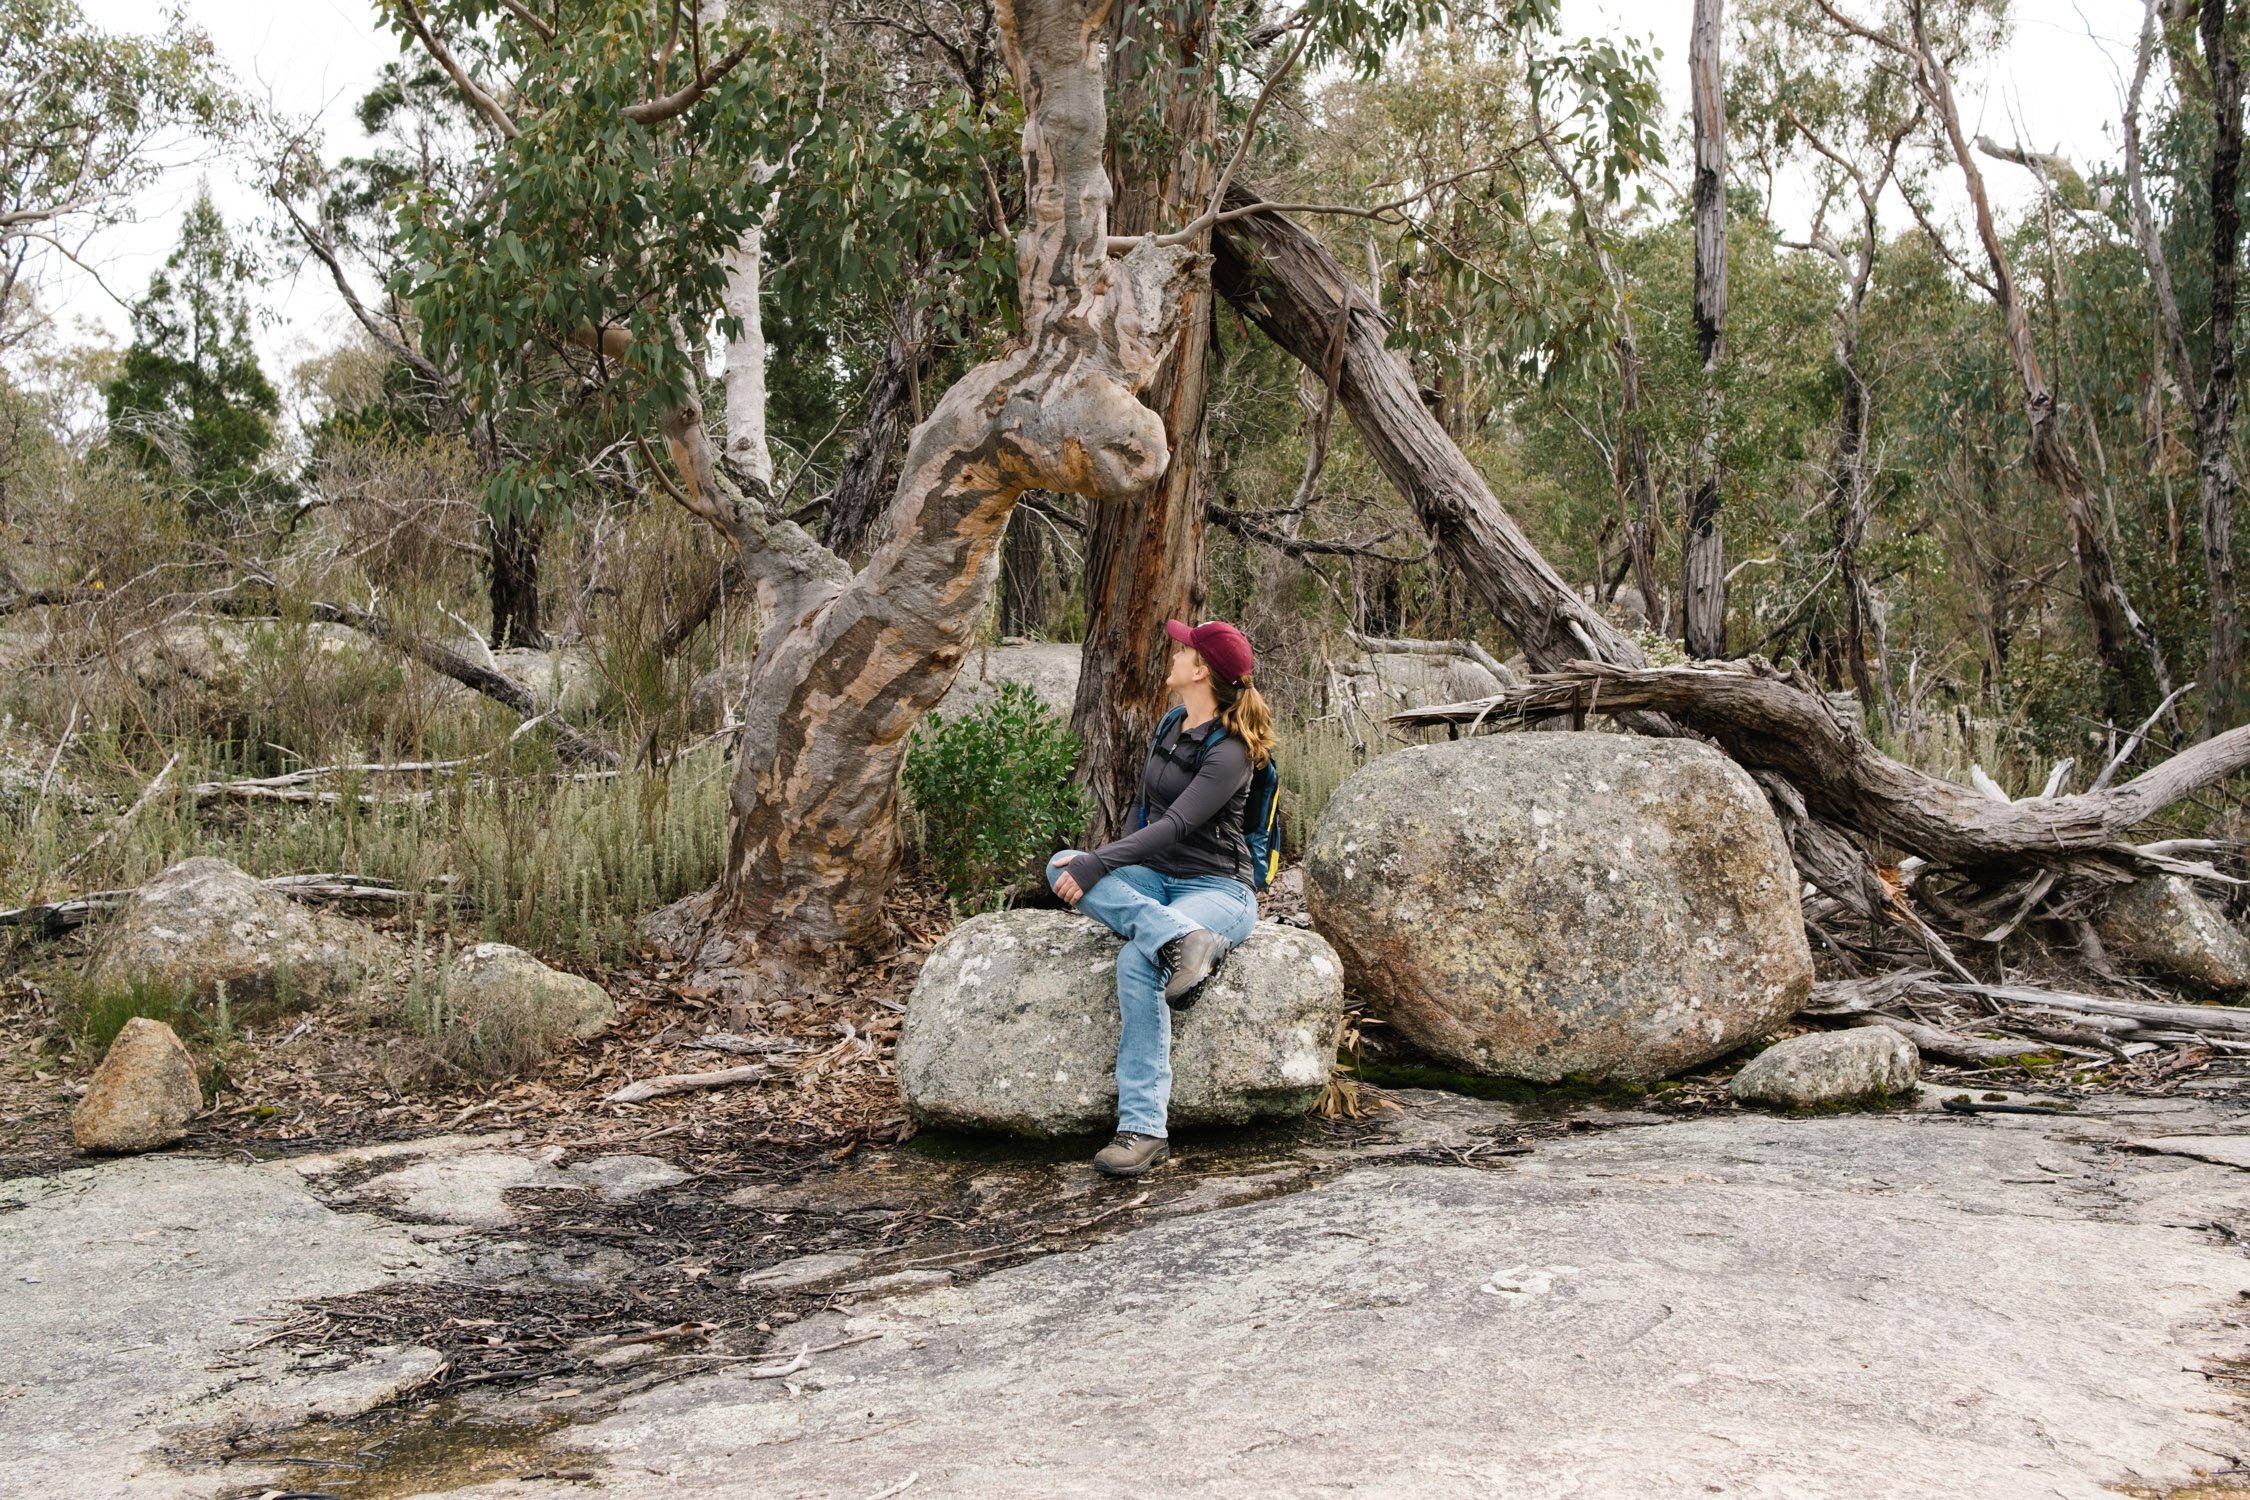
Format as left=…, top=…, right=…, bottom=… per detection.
left=1071, top=0, right=1216, bottom=844
left=1682, top=0, right=1728, bottom=658
left=2200, top=0, right=2245, bottom=734
left=681, top=0, right=1199, bottom=985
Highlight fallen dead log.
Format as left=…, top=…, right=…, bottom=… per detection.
left=1843, top=1014, right=2041, bottom=1064
left=309, top=599, right=619, bottom=768
left=1392, top=658, right=2250, bottom=878
left=603, top=1063, right=770, bottom=1104
left=1938, top=982, right=2250, bottom=1039
left=1, top=872, right=442, bottom=935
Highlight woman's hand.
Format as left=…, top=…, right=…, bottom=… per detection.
left=1048, top=855, right=1084, bottom=905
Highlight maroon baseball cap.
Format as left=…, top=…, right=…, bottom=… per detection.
left=1165, top=618, right=1255, bottom=685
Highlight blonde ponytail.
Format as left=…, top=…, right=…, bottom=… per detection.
left=1211, top=671, right=1277, bottom=768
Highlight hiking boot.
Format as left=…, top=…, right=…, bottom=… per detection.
left=1158, top=928, right=1230, bottom=1008
left=1093, top=1130, right=1169, bottom=1177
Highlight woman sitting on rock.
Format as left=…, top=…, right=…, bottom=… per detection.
left=1047, top=618, right=1275, bottom=1178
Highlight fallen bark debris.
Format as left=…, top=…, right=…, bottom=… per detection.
left=604, top=1063, right=771, bottom=1104
left=1800, top=972, right=2250, bottom=1080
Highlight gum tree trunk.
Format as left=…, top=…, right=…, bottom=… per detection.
left=1681, top=0, right=1728, bottom=658
left=2199, top=0, right=2244, bottom=735
left=1069, top=0, right=1217, bottom=843
left=660, top=0, right=1198, bottom=987
left=487, top=511, right=546, bottom=649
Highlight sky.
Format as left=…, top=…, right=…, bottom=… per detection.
left=39, top=0, right=2152, bottom=395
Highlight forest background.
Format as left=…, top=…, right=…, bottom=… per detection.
left=5, top=0, right=2247, bottom=1042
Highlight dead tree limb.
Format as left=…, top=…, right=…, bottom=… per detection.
left=1394, top=658, right=2250, bottom=874
left=1210, top=186, right=1653, bottom=686
left=309, top=600, right=620, bottom=768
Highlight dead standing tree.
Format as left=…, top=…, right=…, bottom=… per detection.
left=1682, top=0, right=1729, bottom=658
left=1811, top=0, right=2175, bottom=720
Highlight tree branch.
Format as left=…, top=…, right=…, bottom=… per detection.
left=622, top=37, right=756, bottom=125
left=394, top=0, right=521, bottom=140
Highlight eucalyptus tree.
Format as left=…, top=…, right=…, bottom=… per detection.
left=1732, top=0, right=1928, bottom=719
left=268, top=59, right=563, bottom=645
left=0, top=0, right=237, bottom=353
left=2122, top=0, right=2247, bottom=737
left=1810, top=0, right=2175, bottom=721
left=384, top=0, right=1195, bottom=986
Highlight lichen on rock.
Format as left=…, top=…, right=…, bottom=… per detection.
left=897, top=910, right=1346, bottom=1135
left=1304, top=731, right=1813, bottom=1082
left=1730, top=1027, right=1920, bottom=1108
left=72, top=1016, right=202, bottom=1153
left=84, top=856, right=376, bottom=1008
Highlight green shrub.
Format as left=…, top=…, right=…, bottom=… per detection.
left=62, top=972, right=196, bottom=1056
left=903, top=681, right=1089, bottom=906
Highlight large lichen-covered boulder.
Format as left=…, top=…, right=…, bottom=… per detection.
left=85, top=857, right=374, bottom=1007
left=1305, top=732, right=1813, bottom=1082
left=898, top=910, right=1345, bottom=1135
left=72, top=1017, right=203, bottom=1153
left=2095, top=875, right=2250, bottom=996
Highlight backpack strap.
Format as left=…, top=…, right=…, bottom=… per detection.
left=1148, top=704, right=1188, bottom=754
left=1139, top=705, right=1191, bottom=829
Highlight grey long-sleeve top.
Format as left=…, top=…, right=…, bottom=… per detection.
left=1065, top=716, right=1253, bottom=894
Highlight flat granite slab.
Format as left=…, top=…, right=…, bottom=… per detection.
left=530, top=1110, right=2250, bottom=1499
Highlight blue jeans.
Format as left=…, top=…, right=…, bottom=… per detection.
left=1047, top=852, right=1259, bottom=1137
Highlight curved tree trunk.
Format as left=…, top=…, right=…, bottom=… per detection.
left=1069, top=0, right=1216, bottom=844
left=671, top=0, right=1197, bottom=987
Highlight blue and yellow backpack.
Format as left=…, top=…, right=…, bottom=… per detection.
left=1141, top=704, right=1283, bottom=889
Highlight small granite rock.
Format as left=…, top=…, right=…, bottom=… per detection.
left=1305, top=732, right=1813, bottom=1082
left=72, top=1017, right=203, bottom=1153
left=2095, top=874, right=2250, bottom=996
left=85, top=856, right=372, bottom=1006
left=444, top=943, right=617, bottom=1066
left=898, top=911, right=1346, bottom=1135
left=1731, top=1028, right=1920, bottom=1108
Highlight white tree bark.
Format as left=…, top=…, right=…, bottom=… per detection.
left=720, top=226, right=775, bottom=497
